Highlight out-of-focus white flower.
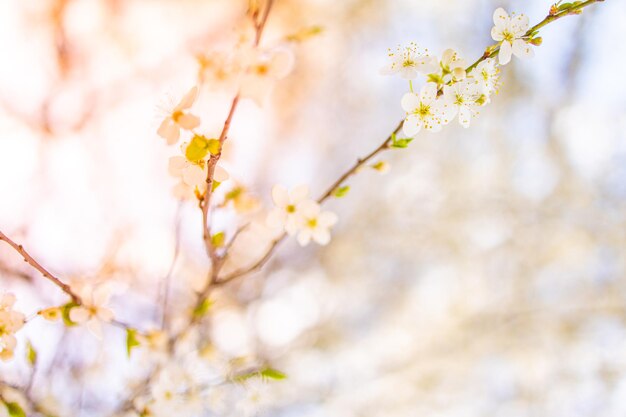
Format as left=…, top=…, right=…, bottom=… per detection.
left=169, top=156, right=229, bottom=200
left=0, top=293, right=25, bottom=361
left=147, top=352, right=226, bottom=417
left=442, top=79, right=483, bottom=128
left=401, top=83, right=452, bottom=136
left=491, top=8, right=534, bottom=65
left=440, top=48, right=467, bottom=82
left=157, top=87, right=201, bottom=145
left=470, top=58, right=500, bottom=98
left=296, top=203, right=338, bottom=247
left=240, top=47, right=294, bottom=104
left=224, top=185, right=260, bottom=214
left=381, top=42, right=437, bottom=80
left=69, top=283, right=115, bottom=339
left=198, top=51, right=242, bottom=91
left=267, top=185, right=316, bottom=236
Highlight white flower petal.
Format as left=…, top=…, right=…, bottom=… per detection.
left=458, top=106, right=472, bottom=128
left=93, top=285, right=112, bottom=306
left=86, top=319, right=104, bottom=340
left=175, top=86, right=199, bottom=111
left=299, top=200, right=320, bottom=217
left=269, top=49, right=295, bottom=79
left=271, top=184, right=289, bottom=207
left=403, top=114, right=422, bottom=137
left=290, top=185, right=310, bottom=203
left=312, top=229, right=331, bottom=246
left=511, top=13, right=529, bottom=34
left=168, top=156, right=187, bottom=177
left=182, top=165, right=206, bottom=187
left=266, top=209, right=287, bottom=229
left=158, top=118, right=180, bottom=145
left=96, top=307, right=114, bottom=323
left=177, top=113, right=200, bottom=130
left=420, top=83, right=438, bottom=104
left=401, top=92, right=420, bottom=112
left=318, top=211, right=338, bottom=227
left=498, top=41, right=513, bottom=65
left=69, top=306, right=90, bottom=324
left=285, top=217, right=301, bottom=236
left=512, top=39, right=534, bottom=59
left=297, top=230, right=312, bottom=247
left=0, top=293, right=16, bottom=308
left=493, top=7, right=509, bottom=29
left=173, top=182, right=195, bottom=200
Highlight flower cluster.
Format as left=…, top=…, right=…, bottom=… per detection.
left=0, top=293, right=25, bottom=361
left=383, top=8, right=534, bottom=137
left=157, top=87, right=230, bottom=200
left=197, top=45, right=294, bottom=104
left=267, top=185, right=338, bottom=246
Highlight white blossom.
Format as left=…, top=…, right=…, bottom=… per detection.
left=267, top=185, right=316, bottom=236
left=442, top=79, right=483, bottom=128
left=296, top=203, right=338, bottom=247
left=69, top=283, right=115, bottom=339
left=491, top=8, right=534, bottom=65
left=381, top=42, right=437, bottom=80
left=0, top=293, right=25, bottom=361
left=401, top=83, right=453, bottom=136
left=157, top=87, right=201, bottom=145
left=168, top=156, right=229, bottom=200
left=240, top=47, right=295, bottom=104
left=440, top=48, right=467, bottom=82
left=198, top=51, right=242, bottom=91
left=470, top=57, right=500, bottom=98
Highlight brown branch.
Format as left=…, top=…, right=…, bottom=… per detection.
left=0, top=230, right=81, bottom=303
left=254, top=0, right=275, bottom=46
left=465, top=0, right=604, bottom=72
left=170, top=0, right=279, bottom=346
left=214, top=120, right=404, bottom=286
left=212, top=0, right=606, bottom=287
left=202, top=94, right=240, bottom=263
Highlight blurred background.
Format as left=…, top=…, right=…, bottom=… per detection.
left=1, top=0, right=626, bottom=416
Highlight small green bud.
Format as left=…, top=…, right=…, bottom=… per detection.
left=333, top=186, right=350, bottom=198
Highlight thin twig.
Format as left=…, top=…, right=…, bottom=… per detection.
left=215, top=120, right=404, bottom=285
left=160, top=203, right=183, bottom=330
left=212, top=0, right=605, bottom=286
left=0, top=231, right=81, bottom=303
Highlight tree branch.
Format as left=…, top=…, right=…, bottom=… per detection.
left=213, top=0, right=605, bottom=286
left=0, top=230, right=81, bottom=303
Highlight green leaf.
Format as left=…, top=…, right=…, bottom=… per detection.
left=126, top=328, right=141, bottom=358
left=212, top=180, right=222, bottom=192
left=333, top=186, right=350, bottom=198
left=259, top=368, right=287, bottom=381
left=3, top=402, right=26, bottom=417
left=234, top=367, right=287, bottom=383
left=211, top=232, right=225, bottom=248
left=61, top=302, right=79, bottom=327
left=557, top=2, right=573, bottom=10
left=26, top=340, right=37, bottom=366
left=193, top=298, right=214, bottom=318
left=391, top=137, right=413, bottom=149
left=185, top=135, right=211, bottom=163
